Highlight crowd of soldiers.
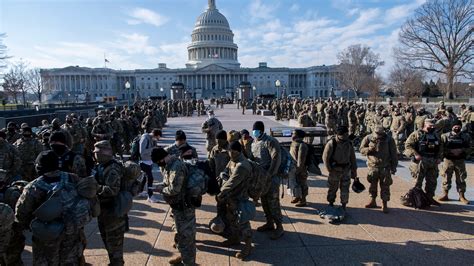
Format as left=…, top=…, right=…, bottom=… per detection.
left=0, top=97, right=473, bottom=265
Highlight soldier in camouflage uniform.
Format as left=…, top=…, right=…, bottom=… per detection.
left=325, top=104, right=338, bottom=136
left=51, top=118, right=74, bottom=148
left=239, top=129, right=253, bottom=159
left=0, top=203, right=14, bottom=265
left=165, top=130, right=198, bottom=159
left=109, top=112, right=125, bottom=159
left=15, top=151, right=86, bottom=265
left=404, top=119, right=443, bottom=205
left=202, top=110, right=223, bottom=154
left=14, top=126, right=44, bottom=182
left=438, top=120, right=471, bottom=204
left=348, top=105, right=358, bottom=137
left=5, top=122, right=21, bottom=144
left=93, top=141, right=128, bottom=265
left=251, top=121, right=284, bottom=240
left=152, top=148, right=196, bottom=265
left=289, top=129, right=309, bottom=207
left=322, top=126, right=357, bottom=210
left=209, top=130, right=230, bottom=176
left=62, top=114, right=86, bottom=155
left=217, top=141, right=253, bottom=259
left=50, top=131, right=88, bottom=177
left=414, top=107, right=429, bottom=131
left=390, top=108, right=407, bottom=157
left=0, top=131, right=22, bottom=184
left=298, top=107, right=315, bottom=144
left=359, top=126, right=398, bottom=213
left=91, top=111, right=113, bottom=141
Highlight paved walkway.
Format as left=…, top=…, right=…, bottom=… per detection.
left=22, top=104, right=474, bottom=265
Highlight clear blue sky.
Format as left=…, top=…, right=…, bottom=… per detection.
left=0, top=0, right=425, bottom=75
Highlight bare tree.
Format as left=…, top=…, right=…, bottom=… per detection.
left=389, top=63, right=425, bottom=103
left=396, top=0, right=473, bottom=99
left=0, top=33, right=10, bottom=71
left=2, top=61, right=29, bottom=104
left=26, top=68, right=48, bottom=103
left=366, top=74, right=385, bottom=104
left=337, top=44, right=384, bottom=98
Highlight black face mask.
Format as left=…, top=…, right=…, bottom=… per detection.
left=427, top=128, right=435, bottom=134
left=453, top=128, right=461, bottom=134
left=156, top=161, right=166, bottom=167
left=52, top=124, right=60, bottom=130
left=7, top=128, right=15, bottom=133
left=51, top=144, right=67, bottom=155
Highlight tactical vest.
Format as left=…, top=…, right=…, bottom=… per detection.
left=418, top=133, right=440, bottom=158
left=58, top=151, right=77, bottom=174
left=445, top=133, right=465, bottom=160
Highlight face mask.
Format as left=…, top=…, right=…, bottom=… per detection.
left=51, top=144, right=67, bottom=155
left=52, top=124, right=60, bottom=130
left=453, top=128, right=461, bottom=133
left=427, top=128, right=435, bottom=134
left=7, top=128, right=15, bottom=133
left=156, top=160, right=166, bottom=167
left=22, top=134, right=32, bottom=139
left=252, top=130, right=261, bottom=138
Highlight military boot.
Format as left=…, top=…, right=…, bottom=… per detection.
left=459, top=192, right=469, bottom=205
left=365, top=198, right=377, bottom=208
left=257, top=221, right=275, bottom=232
left=222, top=236, right=240, bottom=247
left=270, top=223, right=284, bottom=240
left=235, top=238, right=252, bottom=260
left=382, top=201, right=389, bottom=214
left=295, top=197, right=307, bottom=207
left=168, top=255, right=182, bottom=265
left=291, top=197, right=301, bottom=204
left=438, top=190, right=449, bottom=201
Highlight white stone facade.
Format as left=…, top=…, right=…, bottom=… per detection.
left=40, top=0, right=341, bottom=102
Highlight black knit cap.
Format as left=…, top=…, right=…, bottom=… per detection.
left=293, top=129, right=306, bottom=138
left=452, top=120, right=462, bottom=127
left=50, top=131, right=67, bottom=144
left=240, top=129, right=249, bottom=136
left=252, top=121, right=265, bottom=131
left=336, top=125, right=349, bottom=135
left=151, top=148, right=169, bottom=163
left=229, top=141, right=242, bottom=152
left=35, top=150, right=59, bottom=175
left=216, top=130, right=227, bottom=140
left=175, top=130, right=187, bottom=141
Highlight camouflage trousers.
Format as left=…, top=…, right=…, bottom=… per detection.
left=32, top=231, right=84, bottom=266
left=261, top=176, right=283, bottom=224
left=5, top=222, right=25, bottom=266
left=172, top=207, right=196, bottom=266
left=367, top=167, right=393, bottom=201
left=288, top=172, right=308, bottom=199
left=98, top=211, right=128, bottom=266
left=392, top=132, right=406, bottom=156
left=440, top=159, right=467, bottom=193
left=225, top=200, right=252, bottom=241
left=409, top=159, right=439, bottom=198
left=206, top=138, right=216, bottom=154
left=327, top=168, right=351, bottom=204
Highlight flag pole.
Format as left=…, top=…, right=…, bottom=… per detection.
left=104, top=53, right=107, bottom=68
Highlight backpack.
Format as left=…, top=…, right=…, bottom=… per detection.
left=130, top=135, right=142, bottom=162
left=183, top=161, right=211, bottom=208
left=32, top=173, right=93, bottom=240
left=247, top=160, right=271, bottom=199
left=278, top=147, right=296, bottom=179
left=400, top=187, right=431, bottom=209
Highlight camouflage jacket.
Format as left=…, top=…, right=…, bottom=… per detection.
left=218, top=154, right=251, bottom=202
left=14, top=137, right=44, bottom=165
left=251, top=133, right=281, bottom=176
left=0, top=140, right=22, bottom=182
left=360, top=133, right=398, bottom=171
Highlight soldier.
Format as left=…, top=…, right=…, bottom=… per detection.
left=239, top=129, right=253, bottom=159
left=241, top=99, right=246, bottom=115
left=322, top=126, right=357, bottom=210
left=15, top=151, right=88, bottom=265
left=202, top=110, right=223, bottom=154
left=0, top=203, right=14, bottom=265
left=251, top=121, right=284, bottom=240
left=62, top=114, right=85, bottom=154
left=5, top=122, right=21, bottom=144
left=325, top=104, right=338, bottom=136
left=0, top=131, right=22, bottom=185
left=152, top=148, right=196, bottom=265
left=165, top=130, right=198, bottom=159
left=93, top=141, right=128, bottom=265
left=50, top=131, right=88, bottom=177
left=209, top=130, right=230, bottom=177
left=404, top=119, right=443, bottom=205
left=348, top=105, right=358, bottom=137
left=359, top=126, right=398, bottom=213
left=217, top=141, right=253, bottom=259
left=289, top=129, right=309, bottom=207
left=51, top=118, right=74, bottom=148
left=390, top=108, right=407, bottom=157
left=298, top=108, right=315, bottom=144
left=439, top=120, right=471, bottom=204
left=91, top=111, right=113, bottom=141
left=252, top=100, right=257, bottom=115
left=14, top=126, right=44, bottom=182
left=414, top=107, right=429, bottom=131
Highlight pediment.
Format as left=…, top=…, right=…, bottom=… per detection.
left=195, top=64, right=230, bottom=72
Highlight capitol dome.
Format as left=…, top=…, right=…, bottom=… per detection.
left=186, top=0, right=240, bottom=69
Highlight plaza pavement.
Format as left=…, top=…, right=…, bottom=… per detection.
left=22, top=104, right=474, bottom=265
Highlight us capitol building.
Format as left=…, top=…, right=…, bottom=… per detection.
left=41, top=0, right=340, bottom=102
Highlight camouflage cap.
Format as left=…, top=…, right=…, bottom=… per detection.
left=93, top=140, right=112, bottom=153
left=0, top=203, right=14, bottom=230
left=374, top=126, right=385, bottom=134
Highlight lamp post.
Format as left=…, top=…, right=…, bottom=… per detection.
left=253, top=86, right=256, bottom=99
left=125, top=81, right=131, bottom=106
left=160, top=87, right=164, bottom=99
left=275, top=80, right=281, bottom=99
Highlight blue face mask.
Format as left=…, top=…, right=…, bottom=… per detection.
left=252, top=130, right=261, bottom=138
